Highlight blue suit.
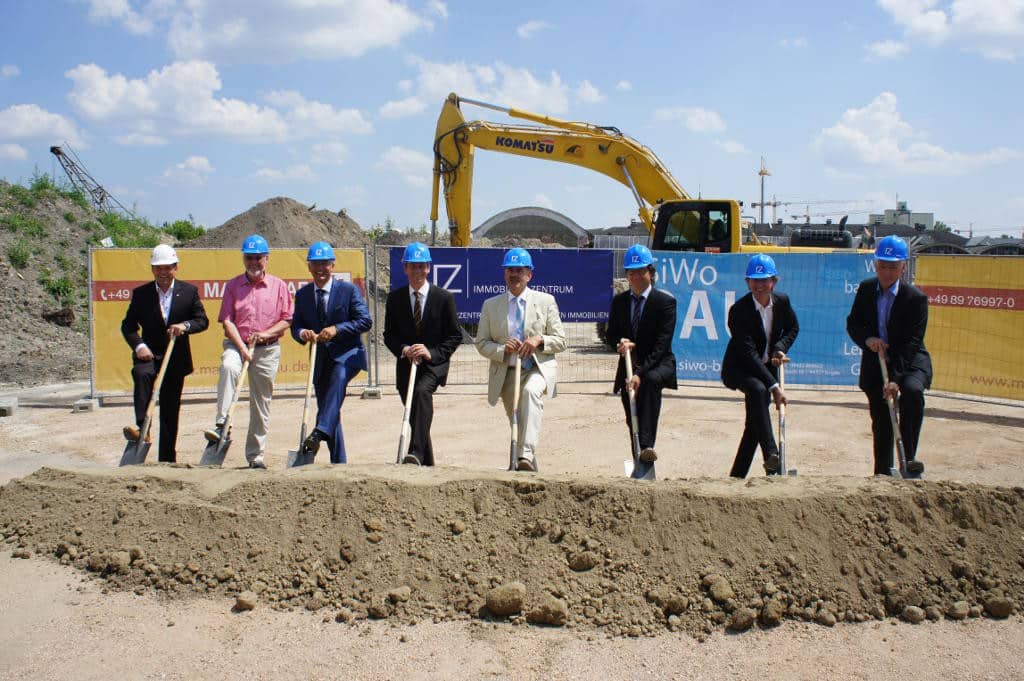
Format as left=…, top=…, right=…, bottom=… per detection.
left=291, top=279, right=372, bottom=463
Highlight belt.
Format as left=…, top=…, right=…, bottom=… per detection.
left=255, top=339, right=278, bottom=347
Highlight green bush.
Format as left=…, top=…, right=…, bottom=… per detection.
left=5, top=239, right=31, bottom=269
left=39, top=270, right=76, bottom=306
left=163, top=217, right=205, bottom=243
left=8, top=184, right=35, bottom=208
left=63, top=212, right=77, bottom=223
left=0, top=213, right=46, bottom=237
left=94, top=211, right=161, bottom=248
left=29, top=171, right=59, bottom=195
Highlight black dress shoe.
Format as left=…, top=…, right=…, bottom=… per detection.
left=765, top=454, right=781, bottom=475
left=639, top=447, right=658, bottom=463
left=906, top=460, right=925, bottom=478
left=302, top=429, right=327, bottom=457
left=516, top=457, right=536, bottom=472
left=401, top=453, right=421, bottom=465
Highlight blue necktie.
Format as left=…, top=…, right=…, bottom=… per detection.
left=879, top=291, right=892, bottom=344
left=515, top=298, right=533, bottom=370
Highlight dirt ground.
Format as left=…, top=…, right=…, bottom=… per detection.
left=1, top=382, right=1023, bottom=680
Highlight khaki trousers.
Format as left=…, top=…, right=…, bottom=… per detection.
left=499, top=365, right=547, bottom=462
left=216, top=340, right=281, bottom=461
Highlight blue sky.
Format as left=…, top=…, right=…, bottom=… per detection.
left=1, top=0, right=1021, bottom=237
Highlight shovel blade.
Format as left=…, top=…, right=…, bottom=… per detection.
left=288, top=448, right=315, bottom=468
left=625, top=458, right=656, bottom=481
left=199, top=437, right=230, bottom=466
left=119, top=440, right=150, bottom=466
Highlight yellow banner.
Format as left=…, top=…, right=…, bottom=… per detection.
left=916, top=255, right=1024, bottom=400
left=90, top=248, right=367, bottom=395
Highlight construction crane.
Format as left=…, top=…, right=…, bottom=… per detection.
left=49, top=144, right=132, bottom=215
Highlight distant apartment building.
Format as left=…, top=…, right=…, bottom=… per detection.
left=868, top=201, right=934, bottom=230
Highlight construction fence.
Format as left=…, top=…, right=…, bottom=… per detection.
left=88, top=247, right=1023, bottom=402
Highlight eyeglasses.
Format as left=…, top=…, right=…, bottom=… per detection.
left=244, top=254, right=266, bottom=261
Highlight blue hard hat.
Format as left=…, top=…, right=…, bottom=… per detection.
left=306, top=241, right=335, bottom=261
left=241, top=234, right=269, bottom=255
left=623, top=244, right=653, bottom=270
left=745, top=254, right=778, bottom=279
left=875, top=235, right=908, bottom=261
left=402, top=242, right=432, bottom=263
left=502, top=247, right=533, bottom=269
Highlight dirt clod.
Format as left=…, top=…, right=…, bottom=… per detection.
left=235, top=591, right=258, bottom=612
left=486, top=582, right=526, bottom=617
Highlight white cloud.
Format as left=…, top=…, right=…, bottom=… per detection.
left=0, top=143, right=28, bottom=160
left=575, top=80, right=606, bottom=104
left=379, top=96, right=426, bottom=119
left=264, top=90, right=372, bottom=135
left=253, top=164, right=317, bottom=181
left=115, top=132, right=168, bottom=146
left=517, top=20, right=552, bottom=39
left=163, top=155, right=214, bottom=185
left=427, top=1, right=448, bottom=19
left=779, top=36, right=808, bottom=47
left=652, top=106, right=727, bottom=134
left=164, top=0, right=430, bottom=63
left=816, top=91, right=1023, bottom=173
left=878, top=0, right=1024, bottom=60
left=65, top=61, right=370, bottom=144
left=865, top=39, right=911, bottom=60
left=310, top=141, right=349, bottom=166
left=616, top=80, right=632, bottom=91
left=1, top=65, right=19, bottom=78
left=0, top=104, right=84, bottom=146
left=717, top=139, right=747, bottom=154
left=376, top=146, right=431, bottom=188
left=380, top=57, right=569, bottom=119
left=86, top=0, right=154, bottom=34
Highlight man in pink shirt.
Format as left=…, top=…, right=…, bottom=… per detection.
left=205, top=234, right=294, bottom=468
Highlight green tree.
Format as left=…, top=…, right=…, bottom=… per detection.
left=933, top=220, right=951, bottom=232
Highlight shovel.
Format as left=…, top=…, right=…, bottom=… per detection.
left=508, top=354, right=521, bottom=471
left=119, top=335, right=177, bottom=466
left=395, top=360, right=418, bottom=464
left=775, top=358, right=796, bottom=476
left=287, top=341, right=319, bottom=467
left=622, top=343, right=656, bottom=481
left=878, top=351, right=924, bottom=479
left=200, top=339, right=255, bottom=466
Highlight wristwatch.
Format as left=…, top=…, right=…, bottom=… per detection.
left=182, top=321, right=191, bottom=332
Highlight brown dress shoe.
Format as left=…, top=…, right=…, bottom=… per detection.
left=639, top=447, right=658, bottom=463
left=123, top=425, right=151, bottom=443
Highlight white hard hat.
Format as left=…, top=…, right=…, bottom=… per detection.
left=150, top=244, right=179, bottom=266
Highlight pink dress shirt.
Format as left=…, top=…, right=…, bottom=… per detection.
left=218, top=273, right=293, bottom=340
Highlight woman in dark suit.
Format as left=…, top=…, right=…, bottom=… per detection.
left=721, top=254, right=799, bottom=477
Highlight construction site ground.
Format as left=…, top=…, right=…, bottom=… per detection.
left=1, top=381, right=1023, bottom=680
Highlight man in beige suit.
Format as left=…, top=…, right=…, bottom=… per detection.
left=475, top=248, right=567, bottom=471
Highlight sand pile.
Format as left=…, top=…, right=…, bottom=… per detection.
left=192, top=197, right=367, bottom=249
left=2, top=467, right=1021, bottom=638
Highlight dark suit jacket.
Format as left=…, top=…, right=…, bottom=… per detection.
left=605, top=287, right=678, bottom=393
left=290, top=279, right=372, bottom=369
left=846, top=277, right=932, bottom=390
left=383, top=285, right=462, bottom=386
left=121, top=280, right=208, bottom=375
left=721, top=292, right=799, bottom=389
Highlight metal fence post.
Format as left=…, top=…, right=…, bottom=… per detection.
left=361, top=244, right=381, bottom=399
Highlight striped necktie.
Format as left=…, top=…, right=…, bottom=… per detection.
left=631, top=294, right=644, bottom=339
left=316, top=288, right=327, bottom=326
left=413, top=291, right=422, bottom=336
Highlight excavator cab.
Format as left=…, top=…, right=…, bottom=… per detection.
left=652, top=200, right=738, bottom=253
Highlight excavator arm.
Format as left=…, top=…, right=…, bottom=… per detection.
left=432, top=93, right=692, bottom=247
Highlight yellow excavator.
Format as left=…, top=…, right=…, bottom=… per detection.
left=431, top=93, right=856, bottom=252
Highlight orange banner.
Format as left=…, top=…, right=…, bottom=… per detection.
left=916, top=255, right=1024, bottom=400
left=90, top=248, right=367, bottom=395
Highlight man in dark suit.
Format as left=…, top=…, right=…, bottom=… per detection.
left=383, top=242, right=462, bottom=466
left=290, top=241, right=373, bottom=464
left=846, top=236, right=930, bottom=477
left=120, top=244, right=209, bottom=462
left=604, top=245, right=677, bottom=462
left=720, top=254, right=799, bottom=477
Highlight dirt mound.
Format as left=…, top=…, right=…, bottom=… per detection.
left=3, top=467, right=1021, bottom=638
left=0, top=181, right=96, bottom=387
left=192, top=197, right=367, bottom=250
